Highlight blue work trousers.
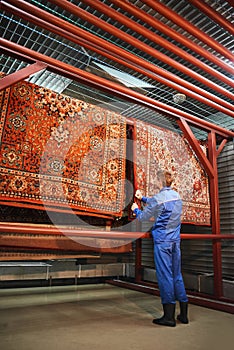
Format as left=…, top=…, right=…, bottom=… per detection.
left=154, top=241, right=188, bottom=304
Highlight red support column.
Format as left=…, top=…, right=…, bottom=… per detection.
left=208, top=131, right=223, bottom=298
left=178, top=119, right=224, bottom=298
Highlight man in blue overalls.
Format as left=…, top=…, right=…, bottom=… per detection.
left=131, top=170, right=189, bottom=327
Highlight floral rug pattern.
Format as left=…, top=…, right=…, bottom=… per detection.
left=0, top=81, right=126, bottom=217
left=134, top=121, right=210, bottom=225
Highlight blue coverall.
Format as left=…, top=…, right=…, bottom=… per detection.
left=133, top=187, right=188, bottom=305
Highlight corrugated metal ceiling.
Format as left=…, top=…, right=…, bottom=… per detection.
left=0, top=0, right=233, bottom=140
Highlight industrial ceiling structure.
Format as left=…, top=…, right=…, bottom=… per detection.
left=0, top=0, right=233, bottom=140
left=1, top=1, right=234, bottom=312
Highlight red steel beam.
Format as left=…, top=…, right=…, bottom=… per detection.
left=177, top=118, right=214, bottom=178
left=189, top=0, right=234, bottom=36
left=216, top=139, right=228, bottom=157
left=4, top=0, right=234, bottom=116
left=107, top=280, right=234, bottom=314
left=111, top=0, right=234, bottom=75
left=207, top=131, right=223, bottom=298
left=0, top=223, right=149, bottom=239
left=0, top=223, right=233, bottom=240
left=3, top=0, right=200, bottom=103
left=181, top=234, right=234, bottom=240
left=1, top=39, right=234, bottom=139
left=0, top=61, right=47, bottom=90
left=3, top=1, right=234, bottom=117
left=143, top=0, right=233, bottom=61
left=45, top=0, right=234, bottom=113
left=83, top=0, right=234, bottom=92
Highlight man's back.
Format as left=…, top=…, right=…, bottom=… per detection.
left=152, top=187, right=182, bottom=243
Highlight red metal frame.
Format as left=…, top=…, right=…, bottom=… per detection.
left=0, top=61, right=47, bottom=90
left=177, top=118, right=214, bottom=178
left=0, top=222, right=233, bottom=240
left=1, top=0, right=234, bottom=310
left=216, top=139, right=228, bottom=157
left=189, top=0, right=234, bottom=36
left=143, top=0, right=233, bottom=61
left=207, top=131, right=223, bottom=298
left=47, top=0, right=234, bottom=113
left=111, top=0, right=234, bottom=75
left=0, top=222, right=150, bottom=239
left=2, top=41, right=234, bottom=138
left=82, top=0, right=234, bottom=92
left=107, top=280, right=234, bottom=314
left=3, top=0, right=234, bottom=115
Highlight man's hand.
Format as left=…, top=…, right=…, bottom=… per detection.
left=135, top=189, right=143, bottom=200
left=131, top=202, right=139, bottom=211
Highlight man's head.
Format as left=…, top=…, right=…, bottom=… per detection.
left=157, top=170, right=173, bottom=187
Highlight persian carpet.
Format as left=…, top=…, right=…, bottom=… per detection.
left=133, top=120, right=211, bottom=225
left=0, top=81, right=126, bottom=217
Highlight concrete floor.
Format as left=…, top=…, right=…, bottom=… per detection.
left=0, top=283, right=233, bottom=350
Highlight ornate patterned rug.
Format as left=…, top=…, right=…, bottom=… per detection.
left=0, top=81, right=127, bottom=218
left=133, top=120, right=211, bottom=225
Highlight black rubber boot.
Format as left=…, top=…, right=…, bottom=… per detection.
left=177, top=302, right=189, bottom=324
left=152, top=303, right=176, bottom=327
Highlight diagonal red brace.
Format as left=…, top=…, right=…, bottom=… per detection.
left=0, top=61, right=47, bottom=91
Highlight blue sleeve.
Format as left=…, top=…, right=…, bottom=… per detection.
left=141, top=196, right=148, bottom=203
left=133, top=196, right=159, bottom=222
